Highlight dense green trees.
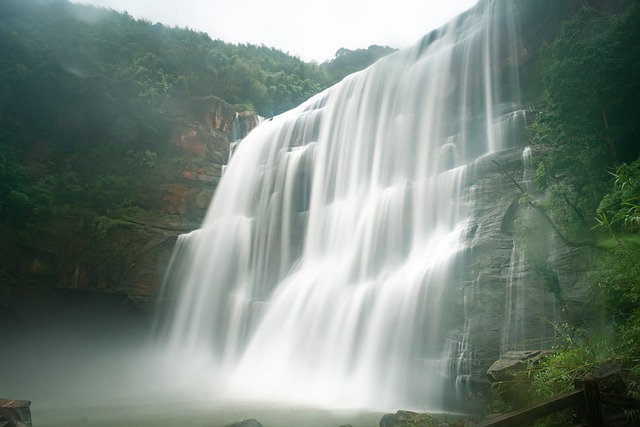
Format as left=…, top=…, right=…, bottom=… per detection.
left=0, top=0, right=342, bottom=233
left=530, top=4, right=640, bottom=229
left=0, top=0, right=333, bottom=121
left=0, top=0, right=397, bottom=246
left=321, top=45, right=397, bottom=82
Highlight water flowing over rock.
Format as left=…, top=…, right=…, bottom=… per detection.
left=228, top=111, right=265, bottom=144
left=157, top=0, right=573, bottom=412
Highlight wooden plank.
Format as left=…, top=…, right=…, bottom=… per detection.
left=477, top=390, right=583, bottom=427
left=602, top=393, right=640, bottom=410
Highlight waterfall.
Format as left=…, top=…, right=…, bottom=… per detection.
left=228, top=111, right=265, bottom=144
left=500, top=147, right=532, bottom=354
left=500, top=144, right=558, bottom=354
left=158, top=0, right=529, bottom=412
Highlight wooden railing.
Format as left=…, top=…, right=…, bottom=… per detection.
left=478, top=375, right=640, bottom=427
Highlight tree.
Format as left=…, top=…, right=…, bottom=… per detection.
left=530, top=4, right=640, bottom=233
left=321, top=45, right=397, bottom=82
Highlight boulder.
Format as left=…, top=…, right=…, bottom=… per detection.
left=223, top=420, right=264, bottom=427
left=0, top=399, right=32, bottom=427
left=487, top=350, right=552, bottom=383
left=379, top=410, right=441, bottom=427
left=589, top=359, right=629, bottom=395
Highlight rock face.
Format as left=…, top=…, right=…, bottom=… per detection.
left=458, top=0, right=632, bottom=392
left=0, top=96, right=250, bottom=311
left=155, top=96, right=237, bottom=220
left=229, top=111, right=264, bottom=143
left=189, top=95, right=237, bottom=135
left=450, top=146, right=596, bottom=389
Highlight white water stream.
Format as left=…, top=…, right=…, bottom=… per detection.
left=158, top=0, right=528, bottom=413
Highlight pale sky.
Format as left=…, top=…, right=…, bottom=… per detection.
left=72, top=0, right=479, bottom=63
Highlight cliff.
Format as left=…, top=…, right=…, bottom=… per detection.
left=0, top=96, right=262, bottom=313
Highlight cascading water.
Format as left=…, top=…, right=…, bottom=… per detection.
left=500, top=144, right=558, bottom=354
left=158, top=0, right=532, bottom=412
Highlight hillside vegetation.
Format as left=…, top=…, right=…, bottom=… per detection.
left=0, top=0, right=393, bottom=238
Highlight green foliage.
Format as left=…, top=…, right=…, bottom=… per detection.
left=92, top=215, right=127, bottom=239
left=381, top=410, right=441, bottom=427
left=321, top=45, right=397, bottom=82
left=0, top=0, right=336, bottom=138
left=519, top=158, right=640, bottom=424
left=0, top=0, right=397, bottom=238
left=529, top=4, right=640, bottom=235
left=532, top=325, right=613, bottom=399
left=592, top=160, right=640, bottom=332
left=126, top=149, right=157, bottom=169
left=489, top=325, right=614, bottom=426
left=533, top=162, right=548, bottom=190
left=591, top=234, right=640, bottom=322
left=597, top=160, right=640, bottom=233
left=0, top=143, right=27, bottom=218
left=0, top=0, right=366, bottom=242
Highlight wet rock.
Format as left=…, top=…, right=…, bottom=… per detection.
left=229, top=111, right=264, bottom=142
left=0, top=399, right=32, bottom=427
left=487, top=350, right=552, bottom=383
left=379, top=410, right=441, bottom=427
left=223, top=420, right=263, bottom=427
left=590, top=359, right=629, bottom=395
left=189, top=95, right=237, bottom=134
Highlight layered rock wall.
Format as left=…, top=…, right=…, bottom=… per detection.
left=450, top=147, right=596, bottom=389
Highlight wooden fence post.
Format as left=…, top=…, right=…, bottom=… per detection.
left=582, top=374, right=604, bottom=427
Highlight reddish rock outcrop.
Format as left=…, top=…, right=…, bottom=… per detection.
left=189, top=95, right=237, bottom=134
left=229, top=111, right=264, bottom=142
left=66, top=97, right=239, bottom=302
left=0, top=96, right=243, bottom=308
left=151, top=96, right=236, bottom=220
